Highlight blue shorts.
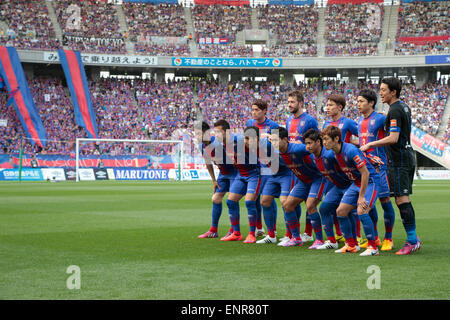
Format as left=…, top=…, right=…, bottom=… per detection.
left=229, top=173, right=262, bottom=196
left=308, top=177, right=327, bottom=200
left=323, top=183, right=349, bottom=205
left=289, top=176, right=314, bottom=200
left=215, top=172, right=237, bottom=194
left=261, top=172, right=294, bottom=197
left=378, top=169, right=390, bottom=199
left=340, top=179, right=379, bottom=208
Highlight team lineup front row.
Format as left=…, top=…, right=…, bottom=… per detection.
left=196, top=77, right=421, bottom=256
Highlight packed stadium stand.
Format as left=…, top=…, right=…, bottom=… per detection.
left=395, top=0, right=449, bottom=55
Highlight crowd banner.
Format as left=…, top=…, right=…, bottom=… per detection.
left=41, top=168, right=66, bottom=181
left=268, top=0, right=315, bottom=5
left=411, top=126, right=450, bottom=168
left=78, top=168, right=96, bottom=181
left=44, top=52, right=158, bottom=67
left=0, top=168, right=44, bottom=181
left=123, top=0, right=178, bottom=3
left=398, top=35, right=449, bottom=44
left=58, top=50, right=98, bottom=139
left=172, top=57, right=282, bottom=68
left=197, top=38, right=229, bottom=45
left=63, top=35, right=124, bottom=46
left=111, top=169, right=169, bottom=180
left=417, top=170, right=450, bottom=180
left=425, top=55, right=450, bottom=65
left=0, top=47, right=47, bottom=148
left=194, top=0, right=250, bottom=5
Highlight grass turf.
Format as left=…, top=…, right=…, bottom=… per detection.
left=0, top=180, right=449, bottom=299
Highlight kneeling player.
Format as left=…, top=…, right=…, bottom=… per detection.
left=222, top=126, right=262, bottom=244
left=304, top=129, right=353, bottom=250
left=197, top=120, right=236, bottom=239
left=270, top=127, right=325, bottom=248
left=322, top=126, right=380, bottom=256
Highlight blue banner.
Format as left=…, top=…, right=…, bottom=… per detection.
left=425, top=55, right=450, bottom=65
left=172, top=57, right=282, bottom=68
left=123, top=0, right=178, bottom=3
left=0, top=169, right=44, bottom=181
left=112, top=169, right=169, bottom=180
left=58, top=50, right=98, bottom=138
left=0, top=47, right=47, bottom=147
left=268, top=0, right=314, bottom=5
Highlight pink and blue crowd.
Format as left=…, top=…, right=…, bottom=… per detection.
left=192, top=4, right=252, bottom=43
left=1, top=76, right=449, bottom=157
left=198, top=44, right=253, bottom=57
left=0, top=0, right=61, bottom=51
left=325, top=3, right=383, bottom=56
left=54, top=0, right=126, bottom=54
left=257, top=4, right=318, bottom=56
left=395, top=1, right=450, bottom=55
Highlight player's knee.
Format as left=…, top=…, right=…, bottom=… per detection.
left=306, top=202, right=316, bottom=214
left=284, top=202, right=296, bottom=213
left=261, top=196, right=272, bottom=207
left=336, top=206, right=347, bottom=217
left=212, top=193, right=224, bottom=204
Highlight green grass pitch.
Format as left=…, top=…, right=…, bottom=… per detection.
left=1, top=180, right=449, bottom=299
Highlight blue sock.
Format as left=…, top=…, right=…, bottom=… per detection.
left=337, top=216, right=354, bottom=244
left=262, top=204, right=275, bottom=237
left=398, top=202, right=417, bottom=245
left=256, top=196, right=262, bottom=229
left=226, top=199, right=240, bottom=233
left=272, top=199, right=278, bottom=231
left=245, top=200, right=257, bottom=234
left=381, top=201, right=395, bottom=240
left=368, top=206, right=379, bottom=238
left=309, top=211, right=323, bottom=241
left=295, top=205, right=301, bottom=220
left=359, top=213, right=376, bottom=241
left=285, top=210, right=300, bottom=239
left=319, top=202, right=337, bottom=240
left=349, top=210, right=358, bottom=240
left=211, top=202, right=222, bottom=230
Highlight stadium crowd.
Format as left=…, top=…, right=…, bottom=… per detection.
left=325, top=3, right=383, bottom=56
left=1, top=77, right=448, bottom=157
left=260, top=44, right=317, bottom=57
left=198, top=44, right=253, bottom=57
left=54, top=0, right=125, bottom=54
left=257, top=4, right=318, bottom=47
left=192, top=4, right=252, bottom=43
left=123, top=3, right=187, bottom=42
left=135, top=43, right=190, bottom=56
left=0, top=0, right=60, bottom=51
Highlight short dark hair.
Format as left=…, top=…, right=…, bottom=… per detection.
left=358, top=89, right=377, bottom=109
left=201, top=121, right=210, bottom=133
left=214, top=119, right=230, bottom=131
left=288, top=90, right=304, bottom=103
left=327, top=94, right=346, bottom=111
left=244, top=125, right=260, bottom=139
left=273, top=127, right=289, bottom=140
left=252, top=99, right=268, bottom=111
left=381, top=77, right=401, bottom=98
left=322, top=125, right=342, bottom=144
left=304, top=129, right=323, bottom=146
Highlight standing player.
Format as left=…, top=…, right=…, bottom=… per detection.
left=222, top=126, right=262, bottom=244
left=361, top=77, right=421, bottom=255
left=304, top=129, right=353, bottom=250
left=356, top=89, right=396, bottom=251
left=322, top=126, right=380, bottom=256
left=323, top=94, right=360, bottom=242
left=246, top=100, right=280, bottom=237
left=196, top=121, right=236, bottom=239
left=286, top=90, right=319, bottom=242
left=270, top=127, right=326, bottom=249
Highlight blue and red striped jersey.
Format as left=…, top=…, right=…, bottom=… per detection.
left=311, top=146, right=352, bottom=189
left=357, top=111, right=387, bottom=170
left=286, top=113, right=319, bottom=143
left=331, top=143, right=377, bottom=187
left=323, top=116, right=358, bottom=143
left=280, top=143, right=321, bottom=183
